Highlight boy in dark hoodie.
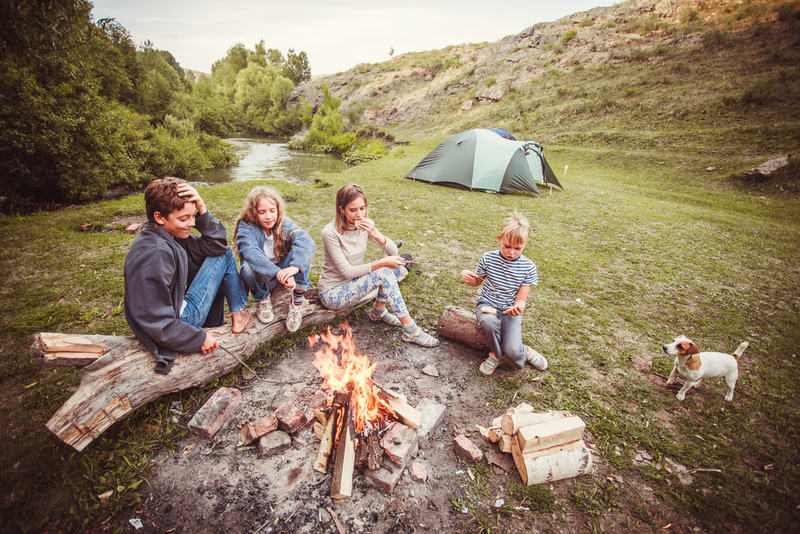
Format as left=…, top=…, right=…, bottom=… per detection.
left=124, top=177, right=251, bottom=375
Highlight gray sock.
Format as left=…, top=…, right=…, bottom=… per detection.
left=402, top=320, right=417, bottom=333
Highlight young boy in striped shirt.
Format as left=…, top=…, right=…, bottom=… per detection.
left=461, top=213, right=548, bottom=375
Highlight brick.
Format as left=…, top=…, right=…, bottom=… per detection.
left=381, top=423, right=419, bottom=468
left=124, top=223, right=141, bottom=234
left=258, top=430, right=292, bottom=457
left=416, top=398, right=446, bottom=441
left=240, top=414, right=278, bottom=444
left=188, top=387, right=242, bottom=438
left=275, top=401, right=310, bottom=433
left=409, top=461, right=428, bottom=482
left=453, top=434, right=483, bottom=462
left=365, top=465, right=404, bottom=494
left=306, top=389, right=330, bottom=410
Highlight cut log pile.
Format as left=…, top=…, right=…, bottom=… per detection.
left=477, top=402, right=593, bottom=485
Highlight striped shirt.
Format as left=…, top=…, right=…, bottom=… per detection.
left=476, top=250, right=538, bottom=310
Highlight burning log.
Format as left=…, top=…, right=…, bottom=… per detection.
left=31, top=287, right=380, bottom=452
left=330, top=394, right=356, bottom=500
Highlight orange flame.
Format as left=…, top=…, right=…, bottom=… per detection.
left=310, top=323, right=397, bottom=434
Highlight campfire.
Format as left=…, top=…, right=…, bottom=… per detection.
left=308, top=323, right=421, bottom=499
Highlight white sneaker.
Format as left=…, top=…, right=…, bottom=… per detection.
left=525, top=346, right=548, bottom=371
left=285, top=301, right=303, bottom=333
left=255, top=296, right=274, bottom=324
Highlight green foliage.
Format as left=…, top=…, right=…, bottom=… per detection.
left=579, top=17, right=594, bottom=27
left=507, top=481, right=556, bottom=512
left=562, top=29, right=578, bottom=44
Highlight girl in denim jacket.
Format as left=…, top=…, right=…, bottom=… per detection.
left=234, top=187, right=316, bottom=333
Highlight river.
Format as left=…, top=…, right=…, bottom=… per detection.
left=201, top=138, right=348, bottom=184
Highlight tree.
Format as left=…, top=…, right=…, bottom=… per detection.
left=284, top=49, right=311, bottom=85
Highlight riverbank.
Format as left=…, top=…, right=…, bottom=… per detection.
left=1, top=139, right=798, bottom=532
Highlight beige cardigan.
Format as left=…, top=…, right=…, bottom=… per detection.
left=317, top=220, right=398, bottom=291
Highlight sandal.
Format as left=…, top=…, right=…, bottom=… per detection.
left=479, top=354, right=500, bottom=376
left=368, top=306, right=402, bottom=327
left=525, top=346, right=548, bottom=370
left=401, top=326, right=439, bottom=347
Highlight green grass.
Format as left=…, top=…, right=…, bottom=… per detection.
left=1, top=136, right=798, bottom=532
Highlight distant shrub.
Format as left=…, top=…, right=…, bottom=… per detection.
left=775, top=1, right=800, bottom=21
left=679, top=6, right=698, bottom=23
left=486, top=77, right=496, bottom=87
left=703, top=29, right=738, bottom=49
left=625, top=86, right=641, bottom=96
left=739, top=78, right=779, bottom=106
left=730, top=2, right=768, bottom=21
left=562, top=30, right=578, bottom=44
left=672, top=62, right=691, bottom=74
left=543, top=41, right=565, bottom=54
left=579, top=18, right=594, bottom=27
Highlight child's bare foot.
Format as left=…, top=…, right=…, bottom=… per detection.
left=231, top=309, right=252, bottom=333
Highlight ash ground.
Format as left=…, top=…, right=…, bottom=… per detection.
left=121, top=317, right=596, bottom=534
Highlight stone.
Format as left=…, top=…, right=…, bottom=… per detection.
left=306, top=389, right=330, bottom=410
left=408, top=461, right=427, bottom=482
left=381, top=423, right=419, bottom=468
left=421, top=364, right=439, bottom=377
left=258, top=430, right=291, bottom=457
left=275, top=401, right=310, bottom=433
left=453, top=434, right=483, bottom=462
left=188, top=387, right=242, bottom=438
left=124, top=223, right=141, bottom=234
left=460, top=99, right=473, bottom=111
left=416, top=398, right=446, bottom=442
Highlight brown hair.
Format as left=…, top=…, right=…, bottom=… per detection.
left=145, top=177, right=188, bottom=224
left=334, top=183, right=367, bottom=233
left=499, top=212, right=531, bottom=246
left=233, top=186, right=288, bottom=262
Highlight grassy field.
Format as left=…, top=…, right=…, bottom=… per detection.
left=0, top=137, right=798, bottom=532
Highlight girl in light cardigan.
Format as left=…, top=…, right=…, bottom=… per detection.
left=317, top=183, right=438, bottom=347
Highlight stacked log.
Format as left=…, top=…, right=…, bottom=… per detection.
left=477, top=403, right=592, bottom=485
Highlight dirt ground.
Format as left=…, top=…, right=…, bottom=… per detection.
left=117, top=316, right=586, bottom=534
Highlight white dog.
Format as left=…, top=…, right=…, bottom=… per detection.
left=662, top=335, right=749, bottom=401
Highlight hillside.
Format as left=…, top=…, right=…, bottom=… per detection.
left=291, top=0, right=800, bottom=175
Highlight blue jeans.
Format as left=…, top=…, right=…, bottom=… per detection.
left=476, top=305, right=526, bottom=368
left=180, top=249, right=249, bottom=327
left=239, top=258, right=310, bottom=302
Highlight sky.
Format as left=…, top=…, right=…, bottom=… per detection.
left=90, top=0, right=620, bottom=76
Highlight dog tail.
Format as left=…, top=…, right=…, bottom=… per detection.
left=732, top=341, right=749, bottom=361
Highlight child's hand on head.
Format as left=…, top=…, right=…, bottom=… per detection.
left=176, top=183, right=207, bottom=215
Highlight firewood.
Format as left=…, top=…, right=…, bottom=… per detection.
left=366, top=433, right=384, bottom=471
left=378, top=389, right=421, bottom=430
left=500, top=410, right=564, bottom=435
left=476, top=425, right=490, bottom=440
left=487, top=428, right=502, bottom=443
left=330, top=398, right=356, bottom=500
left=515, top=415, right=586, bottom=454
left=33, top=287, right=381, bottom=451
left=498, top=433, right=513, bottom=453
left=434, top=306, right=489, bottom=351
left=511, top=438, right=592, bottom=485
left=313, top=407, right=328, bottom=426
left=507, top=402, right=535, bottom=414
left=313, top=421, right=325, bottom=440
left=313, top=413, right=336, bottom=473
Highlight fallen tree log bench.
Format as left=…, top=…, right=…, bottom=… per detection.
left=435, top=305, right=489, bottom=351
left=31, top=287, right=378, bottom=452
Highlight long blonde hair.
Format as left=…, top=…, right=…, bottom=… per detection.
left=234, top=186, right=288, bottom=262
left=334, top=183, right=367, bottom=234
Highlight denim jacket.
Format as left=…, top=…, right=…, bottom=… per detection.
left=236, top=217, right=316, bottom=278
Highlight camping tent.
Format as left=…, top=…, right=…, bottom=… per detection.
left=488, top=127, right=516, bottom=140
left=405, top=129, right=561, bottom=194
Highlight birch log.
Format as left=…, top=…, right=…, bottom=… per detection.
left=32, top=287, right=377, bottom=452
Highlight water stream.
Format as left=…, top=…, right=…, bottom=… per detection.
left=201, top=138, right=347, bottom=184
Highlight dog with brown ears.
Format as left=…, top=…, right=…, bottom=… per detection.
left=662, top=335, right=749, bottom=401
